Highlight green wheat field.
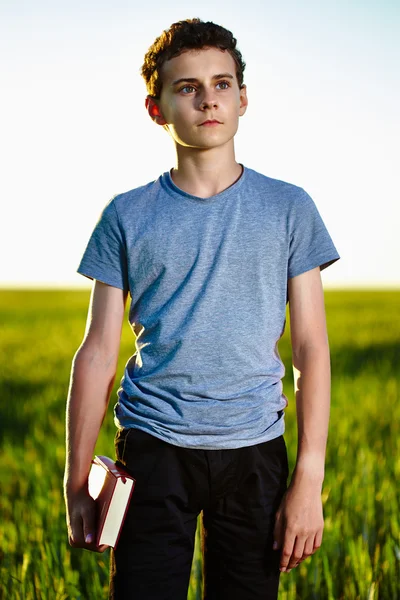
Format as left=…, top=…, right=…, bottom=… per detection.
left=0, top=289, right=399, bottom=600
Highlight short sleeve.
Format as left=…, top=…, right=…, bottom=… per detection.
left=77, top=199, right=129, bottom=291
left=288, top=190, right=340, bottom=279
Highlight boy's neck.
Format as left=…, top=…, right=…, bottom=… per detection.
left=171, top=144, right=243, bottom=198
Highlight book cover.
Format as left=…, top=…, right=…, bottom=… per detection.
left=88, top=455, right=135, bottom=549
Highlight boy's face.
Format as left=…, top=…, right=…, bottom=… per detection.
left=147, top=46, right=248, bottom=151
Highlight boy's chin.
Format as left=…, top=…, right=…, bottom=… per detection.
left=172, top=134, right=234, bottom=152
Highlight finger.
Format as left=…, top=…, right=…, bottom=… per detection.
left=273, top=512, right=284, bottom=551
left=306, top=530, right=323, bottom=557
left=286, top=536, right=306, bottom=572
left=313, top=528, right=323, bottom=552
left=69, top=514, right=85, bottom=547
left=82, top=503, right=96, bottom=546
left=280, top=531, right=296, bottom=572
left=69, top=507, right=98, bottom=551
left=303, top=535, right=316, bottom=558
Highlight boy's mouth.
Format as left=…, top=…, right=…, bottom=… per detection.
left=199, top=119, right=222, bottom=126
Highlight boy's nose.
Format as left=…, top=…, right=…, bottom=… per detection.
left=199, top=90, right=218, bottom=110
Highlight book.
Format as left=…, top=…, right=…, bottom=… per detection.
left=88, top=455, right=136, bottom=549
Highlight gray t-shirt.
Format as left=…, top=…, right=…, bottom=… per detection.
left=77, top=166, right=339, bottom=449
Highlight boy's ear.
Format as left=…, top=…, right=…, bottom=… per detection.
left=239, top=84, right=248, bottom=117
left=145, top=96, right=167, bottom=126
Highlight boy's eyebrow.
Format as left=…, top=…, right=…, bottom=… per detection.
left=171, top=73, right=234, bottom=86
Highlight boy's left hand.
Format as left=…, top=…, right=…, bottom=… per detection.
left=272, top=477, right=324, bottom=573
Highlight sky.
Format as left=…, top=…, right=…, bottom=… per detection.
left=1, top=0, right=399, bottom=288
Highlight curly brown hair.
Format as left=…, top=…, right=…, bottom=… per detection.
left=141, top=18, right=246, bottom=99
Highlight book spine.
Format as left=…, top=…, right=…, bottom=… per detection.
left=96, top=457, right=129, bottom=481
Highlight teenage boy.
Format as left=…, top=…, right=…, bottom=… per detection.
left=64, top=18, right=340, bottom=600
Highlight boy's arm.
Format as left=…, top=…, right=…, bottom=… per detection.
left=64, top=280, right=128, bottom=552
left=273, top=266, right=330, bottom=572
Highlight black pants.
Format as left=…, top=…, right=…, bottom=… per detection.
left=109, top=428, right=289, bottom=600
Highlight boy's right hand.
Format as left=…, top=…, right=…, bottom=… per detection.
left=65, top=488, right=108, bottom=553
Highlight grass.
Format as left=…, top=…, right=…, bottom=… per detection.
left=0, top=289, right=399, bottom=599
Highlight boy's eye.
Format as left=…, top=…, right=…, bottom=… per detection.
left=178, top=80, right=231, bottom=94
left=180, top=85, right=196, bottom=94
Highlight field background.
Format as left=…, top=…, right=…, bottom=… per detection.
left=0, top=289, right=399, bottom=600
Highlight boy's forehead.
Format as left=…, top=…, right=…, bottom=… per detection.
left=160, top=47, right=237, bottom=86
